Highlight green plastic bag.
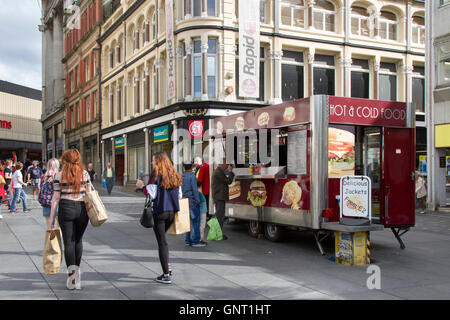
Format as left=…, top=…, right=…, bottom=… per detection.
left=207, top=216, right=223, bottom=241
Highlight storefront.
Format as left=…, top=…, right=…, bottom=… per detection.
left=127, top=130, right=146, bottom=182
left=114, top=136, right=125, bottom=185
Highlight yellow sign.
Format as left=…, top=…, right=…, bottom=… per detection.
left=435, top=124, right=450, bottom=148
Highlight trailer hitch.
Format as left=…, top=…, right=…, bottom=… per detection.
left=391, top=227, right=410, bottom=250
left=314, top=230, right=331, bottom=256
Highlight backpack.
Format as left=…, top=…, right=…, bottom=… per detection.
left=39, top=175, right=54, bottom=207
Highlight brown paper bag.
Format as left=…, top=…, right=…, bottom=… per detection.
left=43, top=229, right=62, bottom=275
left=167, top=198, right=191, bottom=235
left=84, top=184, right=108, bottom=227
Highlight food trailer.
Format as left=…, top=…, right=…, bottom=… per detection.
left=209, top=95, right=415, bottom=257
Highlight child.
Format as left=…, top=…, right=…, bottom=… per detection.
left=198, top=181, right=208, bottom=244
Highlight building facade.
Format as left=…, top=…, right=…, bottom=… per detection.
left=426, top=0, right=450, bottom=209
left=0, top=81, right=42, bottom=162
left=99, top=0, right=425, bottom=185
left=40, top=0, right=66, bottom=163
left=62, top=0, right=103, bottom=180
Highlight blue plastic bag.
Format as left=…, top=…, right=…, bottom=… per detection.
left=103, top=180, right=107, bottom=189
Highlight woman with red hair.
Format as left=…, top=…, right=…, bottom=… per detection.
left=49, top=149, right=91, bottom=290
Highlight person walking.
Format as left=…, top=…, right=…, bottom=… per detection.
left=182, top=163, right=205, bottom=247
left=27, top=161, right=43, bottom=200
left=102, top=162, right=115, bottom=195
left=415, top=171, right=427, bottom=214
left=40, top=158, right=60, bottom=229
left=195, top=157, right=210, bottom=217
left=198, top=181, right=208, bottom=243
left=87, top=163, right=96, bottom=183
left=49, top=149, right=91, bottom=290
left=211, top=161, right=235, bottom=240
left=3, top=160, right=13, bottom=209
left=144, top=152, right=182, bottom=284
left=9, top=162, right=31, bottom=213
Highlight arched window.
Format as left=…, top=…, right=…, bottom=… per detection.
left=412, top=16, right=425, bottom=45
left=152, top=12, right=157, bottom=40
left=379, top=11, right=397, bottom=41
left=313, top=0, right=336, bottom=32
left=351, top=6, right=370, bottom=37
left=281, top=0, right=305, bottom=28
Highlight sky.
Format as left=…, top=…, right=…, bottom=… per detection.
left=0, top=0, right=42, bottom=90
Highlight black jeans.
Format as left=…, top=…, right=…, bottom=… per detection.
left=215, top=200, right=226, bottom=231
left=106, top=178, right=114, bottom=195
left=58, top=199, right=89, bottom=267
left=153, top=211, right=174, bottom=275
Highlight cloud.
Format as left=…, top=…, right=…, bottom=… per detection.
left=0, top=0, right=42, bottom=90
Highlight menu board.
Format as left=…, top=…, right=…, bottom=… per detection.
left=287, top=130, right=307, bottom=175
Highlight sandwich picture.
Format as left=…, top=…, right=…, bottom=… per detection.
left=247, top=180, right=267, bottom=207
left=344, top=195, right=367, bottom=215
left=280, top=180, right=302, bottom=210
left=257, top=112, right=270, bottom=126
left=235, top=117, right=245, bottom=131
left=228, top=181, right=241, bottom=200
left=283, top=106, right=296, bottom=121
left=328, top=127, right=355, bottom=178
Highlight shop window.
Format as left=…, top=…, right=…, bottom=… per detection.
left=437, top=41, right=450, bottom=86
left=379, top=11, right=397, bottom=41
left=313, top=54, right=335, bottom=95
left=412, top=66, right=425, bottom=113
left=351, top=59, right=370, bottom=98
left=236, top=47, right=266, bottom=101
left=379, top=62, right=397, bottom=101
left=313, top=0, right=336, bottom=32
left=412, top=16, right=425, bottom=45
left=281, top=0, right=305, bottom=28
left=351, top=6, right=370, bottom=37
left=282, top=50, right=304, bottom=101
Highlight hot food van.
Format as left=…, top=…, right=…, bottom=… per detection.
left=208, top=95, right=415, bottom=253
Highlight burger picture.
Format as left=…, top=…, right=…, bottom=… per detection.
left=257, top=112, right=270, bottom=126
left=228, top=181, right=241, bottom=200
left=235, top=117, right=245, bottom=131
left=344, top=195, right=367, bottom=215
left=247, top=180, right=267, bottom=207
left=280, top=180, right=302, bottom=210
left=283, top=106, right=296, bottom=121
left=328, top=127, right=355, bottom=178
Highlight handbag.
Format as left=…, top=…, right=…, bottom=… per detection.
left=84, top=183, right=108, bottom=227
left=167, top=198, right=191, bottom=235
left=140, top=196, right=154, bottom=228
left=43, top=229, right=62, bottom=274
left=0, top=174, right=5, bottom=185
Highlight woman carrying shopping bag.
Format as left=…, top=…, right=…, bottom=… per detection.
left=49, top=149, right=91, bottom=290
left=143, top=152, right=182, bottom=284
left=40, top=158, right=60, bottom=229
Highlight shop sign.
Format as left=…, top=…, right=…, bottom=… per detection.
left=340, top=176, right=371, bottom=219
left=329, top=97, right=407, bottom=128
left=55, top=138, right=63, bottom=149
left=0, top=120, right=12, bottom=129
left=114, top=137, right=124, bottom=148
left=239, top=0, right=260, bottom=98
left=166, top=0, right=176, bottom=101
left=154, top=125, right=169, bottom=143
left=188, top=120, right=204, bottom=138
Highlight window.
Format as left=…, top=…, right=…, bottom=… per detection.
left=86, top=96, right=90, bottom=122
left=93, top=52, right=97, bottom=76
left=145, top=70, right=150, bottom=110
left=133, top=29, right=140, bottom=51
left=117, top=85, right=122, bottom=121
left=152, top=12, right=157, bottom=40
left=351, top=59, right=370, bottom=98
left=379, top=62, right=397, bottom=101
left=193, top=0, right=201, bottom=16
left=116, top=44, right=121, bottom=64
left=70, top=71, right=74, bottom=92
left=207, top=0, right=217, bottom=16
left=152, top=64, right=158, bottom=107
left=281, top=0, right=305, bottom=28
left=85, top=57, right=89, bottom=81
left=351, top=6, right=370, bottom=37
left=260, top=0, right=266, bottom=23
left=110, top=89, right=114, bottom=123
left=207, top=38, right=217, bottom=99
left=313, top=0, right=336, bottom=32
left=379, top=11, right=397, bottom=41
left=437, top=41, right=450, bottom=86
left=93, top=90, right=97, bottom=118
left=412, top=66, right=425, bottom=113
left=70, top=106, right=74, bottom=129
left=134, top=74, right=141, bottom=114
left=236, top=47, right=266, bottom=101
left=282, top=50, right=304, bottom=101
left=192, top=39, right=202, bottom=99
left=313, top=54, right=335, bottom=95
left=110, top=49, right=114, bottom=69
left=182, top=43, right=187, bottom=97
left=123, top=81, right=128, bottom=117
left=144, top=21, right=150, bottom=43
left=77, top=102, right=80, bottom=125
left=412, top=16, right=425, bottom=45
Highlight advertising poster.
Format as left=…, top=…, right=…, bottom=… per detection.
left=340, top=176, right=371, bottom=218
left=165, top=0, right=176, bottom=101
left=328, top=126, right=355, bottom=178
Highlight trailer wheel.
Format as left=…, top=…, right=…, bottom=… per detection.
left=248, top=221, right=263, bottom=238
left=264, top=223, right=283, bottom=242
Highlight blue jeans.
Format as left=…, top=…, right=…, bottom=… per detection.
left=10, top=188, right=29, bottom=211
left=185, top=201, right=201, bottom=245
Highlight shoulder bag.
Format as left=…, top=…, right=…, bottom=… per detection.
left=140, top=195, right=154, bottom=228
left=84, top=180, right=108, bottom=227
left=0, top=174, right=5, bottom=185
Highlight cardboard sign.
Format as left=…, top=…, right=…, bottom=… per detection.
left=340, top=176, right=371, bottom=219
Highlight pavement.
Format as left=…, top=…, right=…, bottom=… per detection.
left=1, top=183, right=450, bottom=300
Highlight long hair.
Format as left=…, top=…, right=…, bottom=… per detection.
left=60, top=149, right=85, bottom=194
left=151, top=152, right=182, bottom=189
left=45, top=158, right=60, bottom=178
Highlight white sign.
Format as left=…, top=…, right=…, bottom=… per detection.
left=165, top=0, right=176, bottom=101
left=340, top=176, right=371, bottom=219
left=239, top=0, right=260, bottom=98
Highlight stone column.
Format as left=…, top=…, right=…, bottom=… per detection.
left=185, top=0, right=192, bottom=19
left=339, top=57, right=352, bottom=97
left=308, top=50, right=315, bottom=96
left=144, top=128, right=149, bottom=183
left=201, top=0, right=207, bottom=17
left=201, top=42, right=209, bottom=100
left=111, top=137, right=115, bottom=169
left=307, top=0, right=315, bottom=29
left=269, top=50, right=283, bottom=104
left=344, top=0, right=350, bottom=43
left=402, top=64, right=413, bottom=104
left=373, top=57, right=380, bottom=99
left=123, top=134, right=128, bottom=186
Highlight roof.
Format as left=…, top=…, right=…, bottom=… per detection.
left=0, top=80, right=42, bottom=101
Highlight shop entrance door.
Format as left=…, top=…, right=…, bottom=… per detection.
left=381, top=128, right=415, bottom=227
left=116, top=154, right=124, bottom=185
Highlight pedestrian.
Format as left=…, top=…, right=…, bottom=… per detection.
left=9, top=162, right=31, bottom=213
left=195, top=156, right=210, bottom=217
left=0, top=164, right=5, bottom=220
left=211, top=161, right=235, bottom=240
left=27, top=161, right=43, bottom=200
left=3, top=160, right=13, bottom=209
left=40, top=158, right=60, bottom=229
left=197, top=181, right=208, bottom=243
left=48, top=149, right=91, bottom=290
left=102, top=162, right=115, bottom=195
left=415, top=171, right=427, bottom=214
left=23, top=159, right=31, bottom=179
left=144, top=152, right=182, bottom=284
left=87, top=163, right=96, bottom=182
left=182, top=163, right=205, bottom=247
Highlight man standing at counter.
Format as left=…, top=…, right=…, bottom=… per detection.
left=212, top=161, right=234, bottom=240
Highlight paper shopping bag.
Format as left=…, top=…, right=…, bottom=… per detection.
left=43, top=229, right=62, bottom=275
left=84, top=184, right=108, bottom=227
left=167, top=198, right=191, bottom=235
